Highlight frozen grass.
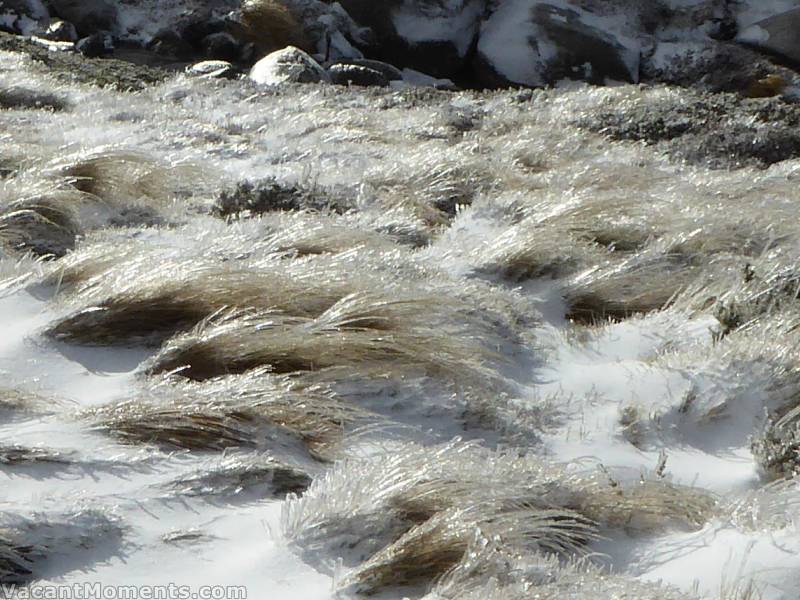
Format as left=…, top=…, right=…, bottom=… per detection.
left=0, top=510, right=123, bottom=585
left=284, top=440, right=716, bottom=593
left=161, top=454, right=312, bottom=501
left=46, top=255, right=359, bottom=345
left=85, top=370, right=376, bottom=460
left=4, top=39, right=800, bottom=598
left=145, top=291, right=505, bottom=385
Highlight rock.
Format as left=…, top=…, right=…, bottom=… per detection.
left=475, top=0, right=640, bottom=88
left=203, top=32, right=241, bottom=62
left=738, top=8, right=800, bottom=66
left=46, top=0, right=118, bottom=37
left=42, top=19, right=77, bottom=42
left=179, top=14, right=228, bottom=49
left=641, top=40, right=796, bottom=95
left=328, top=63, right=388, bottom=87
left=76, top=32, right=113, bottom=58
left=336, top=0, right=485, bottom=78
left=238, top=0, right=311, bottom=57
left=249, top=46, right=329, bottom=85
left=0, top=0, right=49, bottom=35
left=148, top=28, right=196, bottom=61
left=269, top=0, right=370, bottom=61
left=187, top=60, right=238, bottom=80
left=331, top=58, right=403, bottom=81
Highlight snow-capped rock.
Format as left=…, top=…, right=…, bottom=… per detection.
left=336, top=0, right=485, bottom=78
left=280, top=0, right=370, bottom=61
left=737, top=7, right=800, bottom=65
left=476, top=0, right=641, bottom=88
left=42, top=19, right=78, bottom=42
left=187, top=60, right=238, bottom=79
left=0, top=0, right=49, bottom=35
left=249, top=46, right=329, bottom=85
left=47, top=0, right=118, bottom=37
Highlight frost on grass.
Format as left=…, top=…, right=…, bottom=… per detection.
left=0, top=147, right=202, bottom=258
left=0, top=510, right=123, bottom=585
left=283, top=440, right=715, bottom=593
left=427, top=546, right=698, bottom=600
left=213, top=178, right=356, bottom=217
left=86, top=370, right=376, bottom=461
left=161, top=454, right=312, bottom=501
left=146, top=291, right=505, bottom=385
left=46, top=255, right=359, bottom=345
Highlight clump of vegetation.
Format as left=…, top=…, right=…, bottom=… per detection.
left=213, top=179, right=355, bottom=218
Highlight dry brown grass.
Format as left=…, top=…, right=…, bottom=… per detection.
left=46, top=256, right=359, bottom=345
left=145, top=292, right=503, bottom=384
left=563, top=252, right=703, bottom=324
left=86, top=370, right=375, bottom=460
left=340, top=505, right=595, bottom=594
left=163, top=454, right=312, bottom=500
left=240, top=0, right=311, bottom=57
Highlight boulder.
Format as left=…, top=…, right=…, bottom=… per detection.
left=336, top=0, right=485, bottom=78
left=331, top=58, right=403, bottom=81
left=329, top=63, right=388, bottom=87
left=249, top=46, right=329, bottom=85
left=0, top=0, right=49, bottom=35
left=278, top=0, right=370, bottom=60
left=641, top=40, right=796, bottom=95
left=42, top=19, right=77, bottom=42
left=46, top=0, right=118, bottom=37
left=203, top=31, right=241, bottom=62
left=148, top=28, right=196, bottom=60
left=475, top=0, right=641, bottom=88
left=187, top=60, right=238, bottom=79
left=75, top=31, right=113, bottom=58
left=737, top=8, right=800, bottom=66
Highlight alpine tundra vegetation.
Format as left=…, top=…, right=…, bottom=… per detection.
left=3, top=0, right=800, bottom=598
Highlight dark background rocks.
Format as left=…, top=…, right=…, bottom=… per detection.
left=1, top=0, right=800, bottom=99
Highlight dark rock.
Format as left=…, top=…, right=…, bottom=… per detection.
left=330, top=58, right=403, bottom=81
left=76, top=32, right=113, bottom=58
left=249, top=46, right=329, bottom=85
left=641, top=41, right=795, bottom=96
left=579, top=89, right=800, bottom=169
left=42, top=19, right=77, bottom=42
left=535, top=4, right=639, bottom=84
left=329, top=63, right=388, bottom=87
left=148, top=28, right=196, bottom=61
left=738, top=8, right=800, bottom=67
left=336, top=0, right=485, bottom=79
left=46, top=0, right=118, bottom=37
left=179, top=14, right=228, bottom=49
left=202, top=31, right=241, bottom=62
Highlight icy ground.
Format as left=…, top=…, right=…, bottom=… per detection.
left=3, top=42, right=800, bottom=600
